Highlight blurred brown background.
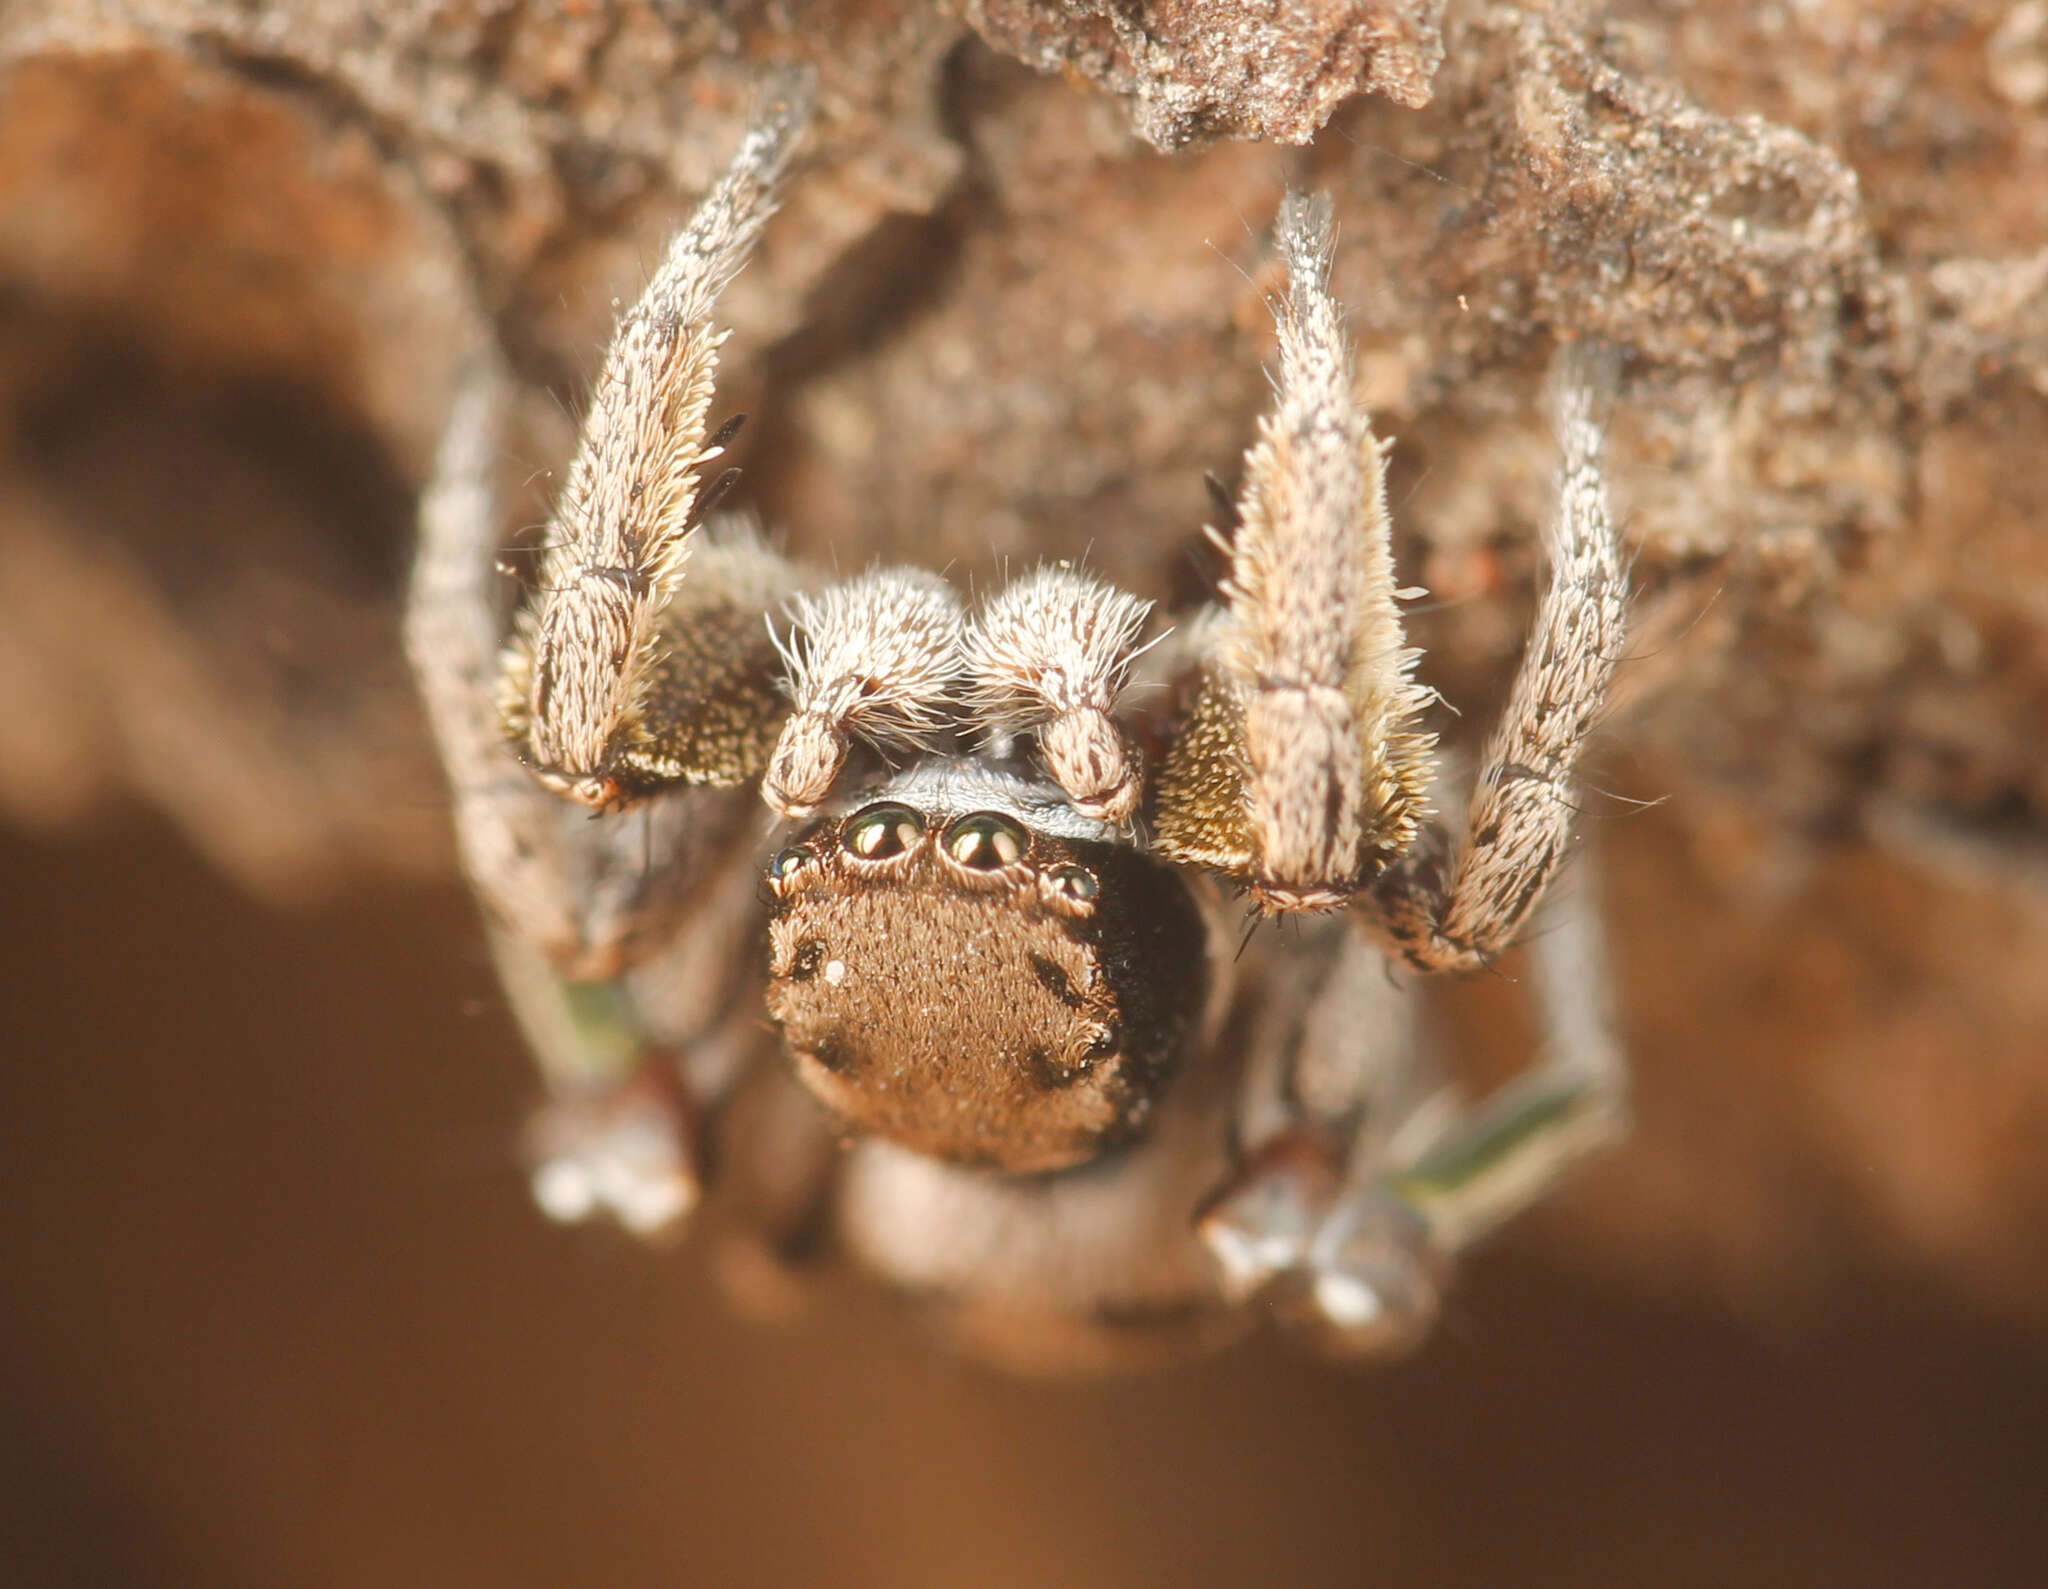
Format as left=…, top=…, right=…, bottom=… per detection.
left=8, top=811, right=2048, bottom=1584
left=5, top=1, right=2048, bottom=1584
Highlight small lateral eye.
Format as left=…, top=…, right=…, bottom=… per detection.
left=1048, top=865, right=1098, bottom=903
left=770, top=845, right=814, bottom=880
left=945, top=812, right=1028, bottom=870
left=842, top=803, right=923, bottom=860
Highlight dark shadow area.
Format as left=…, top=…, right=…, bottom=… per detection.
left=3, top=293, right=416, bottom=600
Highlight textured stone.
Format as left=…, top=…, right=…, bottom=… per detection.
left=966, top=0, right=1445, bottom=147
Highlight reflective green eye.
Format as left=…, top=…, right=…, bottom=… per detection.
left=945, top=811, right=1029, bottom=870
left=842, top=803, right=923, bottom=860
left=770, top=845, right=813, bottom=880
left=1049, top=865, right=1098, bottom=902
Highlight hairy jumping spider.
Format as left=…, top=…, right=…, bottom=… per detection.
left=408, top=73, right=1630, bottom=1371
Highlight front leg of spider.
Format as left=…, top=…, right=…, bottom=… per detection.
left=1371, top=339, right=1630, bottom=972
left=504, top=76, right=814, bottom=814
left=1157, top=195, right=1629, bottom=1349
left=410, top=77, right=821, bottom=1239
left=1153, top=193, right=1434, bottom=913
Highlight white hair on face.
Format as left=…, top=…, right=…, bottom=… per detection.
left=775, top=566, right=966, bottom=738
left=963, top=567, right=1155, bottom=823
left=963, top=566, right=1154, bottom=725
left=761, top=567, right=967, bottom=817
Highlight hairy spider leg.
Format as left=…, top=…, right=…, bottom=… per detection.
left=1369, top=340, right=1628, bottom=971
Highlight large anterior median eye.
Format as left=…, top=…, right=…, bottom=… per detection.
left=842, top=803, right=923, bottom=860
left=944, top=811, right=1029, bottom=870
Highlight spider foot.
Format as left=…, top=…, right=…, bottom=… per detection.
left=1198, top=1132, right=1341, bottom=1299
left=1287, top=1183, right=1441, bottom=1357
left=1198, top=1131, right=1441, bottom=1356
left=524, top=1068, right=699, bottom=1239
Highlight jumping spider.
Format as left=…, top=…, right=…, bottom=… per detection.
left=408, top=74, right=1631, bottom=1371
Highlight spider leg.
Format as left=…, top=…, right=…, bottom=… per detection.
left=412, top=80, right=875, bottom=1238
left=1152, top=193, right=1433, bottom=909
left=494, top=930, right=701, bottom=1237
left=1379, top=855, right=1629, bottom=1252
left=1200, top=863, right=1626, bottom=1354
left=409, top=357, right=782, bottom=1236
left=409, top=359, right=577, bottom=958
left=1198, top=915, right=1441, bottom=1354
left=505, top=70, right=814, bottom=812
left=1369, top=340, right=1628, bottom=971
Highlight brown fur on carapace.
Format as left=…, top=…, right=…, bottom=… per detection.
left=765, top=810, right=1209, bottom=1174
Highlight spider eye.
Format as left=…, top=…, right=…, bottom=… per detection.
left=944, top=812, right=1028, bottom=870
left=770, top=845, right=814, bottom=879
left=1049, top=865, right=1098, bottom=902
left=842, top=803, right=923, bottom=860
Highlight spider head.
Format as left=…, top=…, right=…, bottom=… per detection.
left=762, top=763, right=1209, bottom=1174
